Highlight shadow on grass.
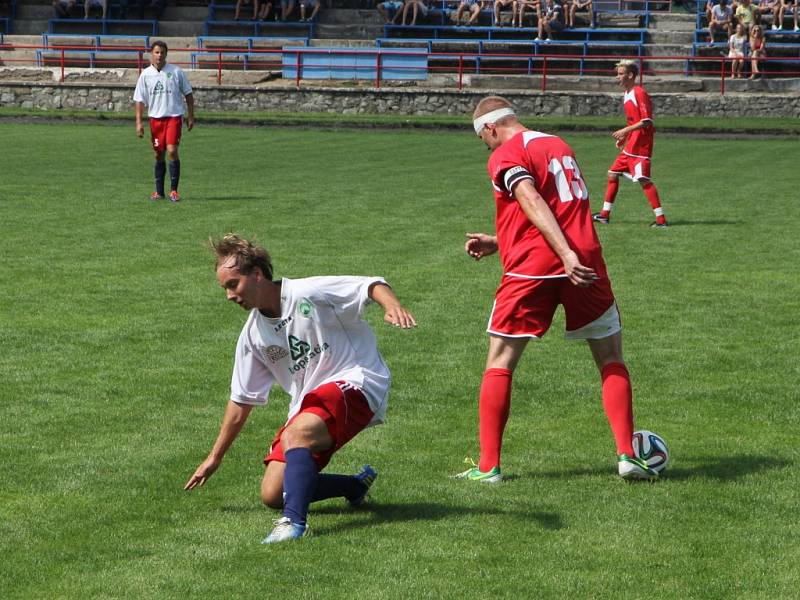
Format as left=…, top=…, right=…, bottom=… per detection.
left=658, top=454, right=792, bottom=482
left=312, top=501, right=563, bottom=534
left=188, top=195, right=264, bottom=202
left=659, top=219, right=743, bottom=227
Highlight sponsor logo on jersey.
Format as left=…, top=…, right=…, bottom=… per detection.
left=298, top=299, right=313, bottom=318
left=152, top=81, right=165, bottom=95
left=287, top=342, right=330, bottom=375
left=273, top=315, right=293, bottom=333
left=263, top=345, right=289, bottom=363
left=289, top=334, right=311, bottom=361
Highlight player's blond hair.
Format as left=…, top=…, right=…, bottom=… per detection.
left=473, top=96, right=518, bottom=128
left=615, top=60, right=638, bottom=78
left=210, top=234, right=273, bottom=280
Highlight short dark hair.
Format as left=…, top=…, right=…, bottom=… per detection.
left=150, top=40, right=168, bottom=53
left=210, top=234, right=274, bottom=280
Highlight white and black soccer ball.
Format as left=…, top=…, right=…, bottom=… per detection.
left=632, top=430, right=669, bottom=474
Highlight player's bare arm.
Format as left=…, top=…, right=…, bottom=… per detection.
left=512, top=179, right=597, bottom=287
left=185, top=93, right=195, bottom=131
left=185, top=400, right=254, bottom=490
left=135, top=102, right=145, bottom=138
left=369, top=282, right=417, bottom=329
left=465, top=232, right=499, bottom=261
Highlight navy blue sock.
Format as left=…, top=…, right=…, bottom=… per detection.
left=168, top=159, right=180, bottom=193
left=154, top=161, right=166, bottom=196
left=312, top=474, right=364, bottom=503
left=282, top=448, right=318, bottom=527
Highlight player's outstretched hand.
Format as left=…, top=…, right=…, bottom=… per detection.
left=184, top=456, right=221, bottom=490
left=562, top=252, right=597, bottom=288
left=465, top=232, right=499, bottom=261
left=384, top=305, right=417, bottom=329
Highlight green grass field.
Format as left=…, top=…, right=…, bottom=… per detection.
left=1, top=120, right=798, bottom=599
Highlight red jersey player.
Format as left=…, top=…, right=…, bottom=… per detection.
left=593, top=60, right=668, bottom=228
left=454, top=95, right=658, bottom=483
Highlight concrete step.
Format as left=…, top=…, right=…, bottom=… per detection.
left=315, top=23, right=383, bottom=38
left=648, top=30, right=694, bottom=44
left=318, top=8, right=383, bottom=25
left=644, top=43, right=692, bottom=57
left=649, top=13, right=697, bottom=31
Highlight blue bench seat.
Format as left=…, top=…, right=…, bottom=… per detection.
left=202, top=19, right=315, bottom=38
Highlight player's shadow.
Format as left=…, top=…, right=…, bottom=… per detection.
left=663, top=219, right=743, bottom=227
left=656, top=454, right=791, bottom=482
left=312, top=501, right=563, bottom=535
left=189, top=195, right=264, bottom=202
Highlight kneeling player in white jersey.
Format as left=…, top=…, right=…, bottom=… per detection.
left=185, top=234, right=416, bottom=544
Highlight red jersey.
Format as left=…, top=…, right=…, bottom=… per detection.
left=622, top=86, right=655, bottom=159
left=487, top=130, right=603, bottom=278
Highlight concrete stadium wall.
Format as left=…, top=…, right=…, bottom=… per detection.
left=2, top=80, right=800, bottom=118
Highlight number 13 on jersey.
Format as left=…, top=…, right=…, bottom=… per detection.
left=548, top=155, right=589, bottom=202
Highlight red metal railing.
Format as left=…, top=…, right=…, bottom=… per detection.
left=2, top=42, right=799, bottom=94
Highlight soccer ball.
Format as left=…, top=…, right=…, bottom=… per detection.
left=632, top=430, right=669, bottom=473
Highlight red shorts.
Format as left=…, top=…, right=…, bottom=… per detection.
left=264, top=381, right=374, bottom=470
left=149, top=116, right=182, bottom=152
left=488, top=270, right=618, bottom=339
left=609, top=152, right=651, bottom=182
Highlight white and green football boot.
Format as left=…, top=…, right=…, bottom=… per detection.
left=452, top=458, right=502, bottom=484
left=618, top=453, right=659, bottom=481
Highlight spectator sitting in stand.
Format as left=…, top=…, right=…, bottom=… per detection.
left=749, top=23, right=767, bottom=77
left=53, top=0, right=77, bottom=18
left=514, top=0, right=540, bottom=28
left=299, top=0, right=320, bottom=21
left=120, top=0, right=167, bottom=19
left=735, top=0, right=758, bottom=34
left=708, top=0, right=733, bottom=45
left=728, top=21, right=747, bottom=77
left=493, top=0, right=515, bottom=26
left=377, top=0, right=404, bottom=23
left=455, top=0, right=485, bottom=26
left=567, top=0, right=593, bottom=28
left=235, top=0, right=260, bottom=20
left=773, top=0, right=798, bottom=29
left=752, top=0, right=777, bottom=26
left=279, top=0, right=296, bottom=20
left=400, top=0, right=429, bottom=25
left=537, top=0, right=564, bottom=41
left=84, top=0, right=109, bottom=19
left=258, top=0, right=273, bottom=20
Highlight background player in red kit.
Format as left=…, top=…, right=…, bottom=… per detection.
left=593, top=60, right=668, bottom=228
left=454, top=95, right=658, bottom=483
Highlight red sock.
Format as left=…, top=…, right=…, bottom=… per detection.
left=601, top=362, right=635, bottom=456
left=601, top=178, right=619, bottom=218
left=641, top=182, right=666, bottom=224
left=478, top=368, right=512, bottom=472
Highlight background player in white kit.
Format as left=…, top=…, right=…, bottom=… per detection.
left=185, top=234, right=417, bottom=544
left=133, top=41, right=194, bottom=203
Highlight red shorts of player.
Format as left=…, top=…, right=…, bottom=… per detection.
left=609, top=152, right=651, bottom=182
left=149, top=116, right=182, bottom=153
left=264, top=381, right=374, bottom=470
left=487, top=271, right=620, bottom=339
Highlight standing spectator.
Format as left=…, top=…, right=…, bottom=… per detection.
left=593, top=60, right=668, bottom=228
left=184, top=234, right=417, bottom=543
left=749, top=24, right=767, bottom=77
left=52, top=0, right=77, bottom=18
left=455, top=0, right=485, bottom=26
left=728, top=22, right=747, bottom=77
left=567, top=0, right=593, bottom=28
left=708, top=0, right=734, bottom=45
left=400, top=0, right=429, bottom=25
left=377, top=0, right=404, bottom=23
left=736, top=0, right=758, bottom=33
left=514, top=0, right=541, bottom=28
left=773, top=0, right=798, bottom=29
left=455, top=96, right=659, bottom=484
left=133, top=41, right=194, bottom=202
left=84, top=0, right=108, bottom=19
left=234, top=0, right=261, bottom=20
left=299, top=0, right=320, bottom=21
left=537, top=0, right=565, bottom=41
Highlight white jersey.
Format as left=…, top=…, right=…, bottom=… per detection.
left=230, top=276, right=391, bottom=426
left=133, top=63, right=192, bottom=118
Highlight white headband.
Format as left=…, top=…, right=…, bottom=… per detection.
left=473, top=107, right=516, bottom=135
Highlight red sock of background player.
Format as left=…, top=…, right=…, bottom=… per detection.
left=478, top=368, right=512, bottom=472
left=601, top=362, right=635, bottom=456
left=600, top=178, right=619, bottom=219
left=641, top=182, right=667, bottom=224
